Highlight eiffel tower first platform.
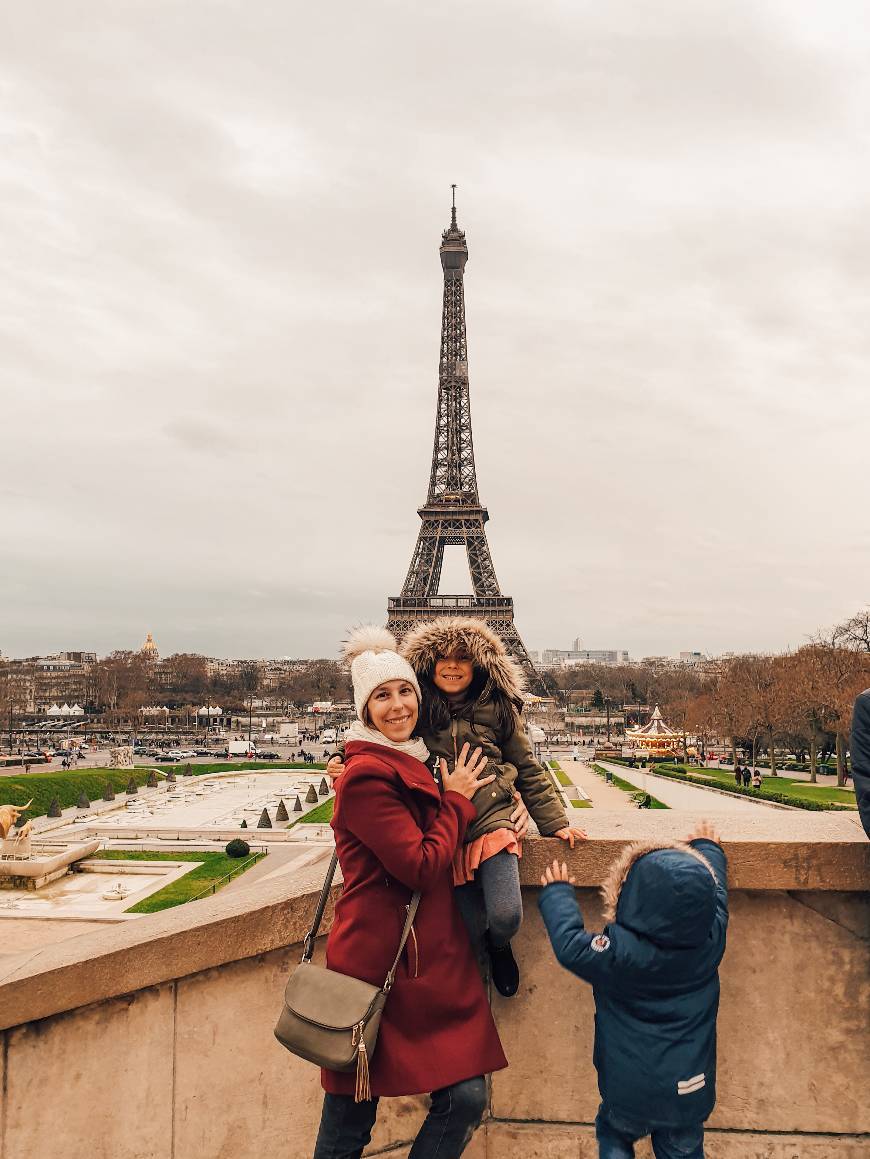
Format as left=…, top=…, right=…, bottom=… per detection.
left=386, top=191, right=544, bottom=692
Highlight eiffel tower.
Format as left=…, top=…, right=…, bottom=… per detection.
left=386, top=190, right=544, bottom=692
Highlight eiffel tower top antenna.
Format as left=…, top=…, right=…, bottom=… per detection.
left=386, top=199, right=544, bottom=691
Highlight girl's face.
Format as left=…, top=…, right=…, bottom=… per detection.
left=365, top=679, right=419, bottom=742
left=433, top=648, right=474, bottom=696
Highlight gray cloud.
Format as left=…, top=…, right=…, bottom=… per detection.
left=1, top=1, right=869, bottom=659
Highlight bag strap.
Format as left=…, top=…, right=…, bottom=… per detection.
left=302, top=849, right=339, bottom=961
left=383, top=892, right=421, bottom=993
left=302, top=850, right=422, bottom=990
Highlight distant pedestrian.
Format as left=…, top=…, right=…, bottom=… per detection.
left=741, top=767, right=751, bottom=789
left=752, top=769, right=762, bottom=790
left=24, top=762, right=31, bottom=775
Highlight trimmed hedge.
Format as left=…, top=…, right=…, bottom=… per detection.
left=649, top=764, right=832, bottom=811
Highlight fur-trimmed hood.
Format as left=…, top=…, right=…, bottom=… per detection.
left=399, top=617, right=526, bottom=703
left=600, top=839, right=719, bottom=949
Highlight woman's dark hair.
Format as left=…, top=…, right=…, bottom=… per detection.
left=417, top=666, right=519, bottom=739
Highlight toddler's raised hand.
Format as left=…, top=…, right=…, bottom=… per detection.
left=540, top=859, right=576, bottom=887
left=554, top=826, right=587, bottom=848
left=686, top=819, right=721, bottom=844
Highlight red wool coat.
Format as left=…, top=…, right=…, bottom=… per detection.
left=322, top=740, right=507, bottom=1097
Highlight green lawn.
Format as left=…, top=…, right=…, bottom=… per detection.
left=590, top=763, right=669, bottom=809
left=0, top=768, right=158, bottom=819
left=667, top=765, right=856, bottom=809
left=548, top=760, right=573, bottom=788
left=89, top=849, right=265, bottom=913
left=291, top=798, right=335, bottom=826
left=569, top=798, right=593, bottom=808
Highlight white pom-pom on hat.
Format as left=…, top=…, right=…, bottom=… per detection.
left=343, top=625, right=399, bottom=666
left=342, top=625, right=422, bottom=722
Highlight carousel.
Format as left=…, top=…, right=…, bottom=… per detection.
left=625, top=705, right=681, bottom=758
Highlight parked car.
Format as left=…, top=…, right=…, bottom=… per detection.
left=158, top=754, right=180, bottom=763
left=258, top=751, right=280, bottom=760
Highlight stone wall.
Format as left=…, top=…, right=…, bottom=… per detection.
left=0, top=815, right=866, bottom=1158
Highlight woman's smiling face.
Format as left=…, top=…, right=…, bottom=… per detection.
left=365, top=679, right=419, bottom=742
left=433, top=648, right=474, bottom=697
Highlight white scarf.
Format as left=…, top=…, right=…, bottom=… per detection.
left=345, top=719, right=430, bottom=764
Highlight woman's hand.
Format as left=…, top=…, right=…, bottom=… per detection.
left=510, top=792, right=530, bottom=839
left=540, top=859, right=576, bottom=887
left=553, top=826, right=588, bottom=848
left=441, top=743, right=495, bottom=800
left=325, top=755, right=345, bottom=783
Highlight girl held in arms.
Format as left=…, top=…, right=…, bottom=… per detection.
left=330, top=617, right=586, bottom=997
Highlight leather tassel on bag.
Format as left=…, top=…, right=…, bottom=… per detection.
left=355, top=1039, right=371, bottom=1103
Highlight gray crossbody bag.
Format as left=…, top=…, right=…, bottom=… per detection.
left=274, top=850, right=421, bottom=1101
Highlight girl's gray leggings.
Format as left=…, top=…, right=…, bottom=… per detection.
left=454, top=849, right=523, bottom=949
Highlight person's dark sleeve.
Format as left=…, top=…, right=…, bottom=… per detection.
left=538, top=881, right=615, bottom=985
left=850, top=690, right=870, bottom=840
left=501, top=723, right=568, bottom=835
left=690, top=837, right=729, bottom=934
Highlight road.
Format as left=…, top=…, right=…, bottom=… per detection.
left=0, top=739, right=334, bottom=778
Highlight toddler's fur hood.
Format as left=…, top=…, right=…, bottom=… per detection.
left=400, top=617, right=526, bottom=704
left=600, top=839, right=718, bottom=925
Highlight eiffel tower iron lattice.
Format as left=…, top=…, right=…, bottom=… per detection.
left=386, top=192, right=545, bottom=693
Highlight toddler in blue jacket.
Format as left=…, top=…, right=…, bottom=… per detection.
left=538, top=820, right=728, bottom=1159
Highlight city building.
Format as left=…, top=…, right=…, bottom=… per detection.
left=541, top=648, right=630, bottom=667
left=679, top=651, right=706, bottom=665
left=140, top=632, right=159, bottom=661
left=0, top=652, right=97, bottom=714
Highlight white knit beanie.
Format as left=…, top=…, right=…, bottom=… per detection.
left=343, top=626, right=422, bottom=722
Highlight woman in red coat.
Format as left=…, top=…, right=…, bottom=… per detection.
left=313, top=627, right=508, bottom=1159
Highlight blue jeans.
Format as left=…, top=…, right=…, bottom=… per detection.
left=596, top=1107, right=705, bottom=1159
left=313, top=1076, right=487, bottom=1158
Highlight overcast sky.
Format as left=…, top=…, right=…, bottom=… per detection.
left=2, top=1, right=869, bottom=661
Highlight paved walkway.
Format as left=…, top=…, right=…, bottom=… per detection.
left=219, top=843, right=331, bottom=897
left=559, top=760, right=635, bottom=810
left=596, top=762, right=780, bottom=813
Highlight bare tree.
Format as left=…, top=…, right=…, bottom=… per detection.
left=834, top=608, right=870, bottom=653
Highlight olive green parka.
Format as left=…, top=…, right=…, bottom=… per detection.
left=400, top=617, right=568, bottom=842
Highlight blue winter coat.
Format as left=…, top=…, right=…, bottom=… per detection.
left=850, top=689, right=870, bottom=840
left=538, top=838, right=728, bottom=1129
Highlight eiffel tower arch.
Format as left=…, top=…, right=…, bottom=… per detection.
left=386, top=192, right=545, bottom=693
